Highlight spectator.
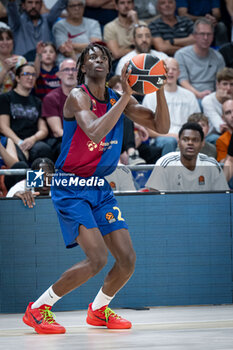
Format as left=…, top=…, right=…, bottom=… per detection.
left=218, top=0, right=233, bottom=67
left=176, top=0, right=229, bottom=47
left=223, top=132, right=233, bottom=186
left=40, top=0, right=67, bottom=17
left=0, top=22, right=10, bottom=30
left=221, top=0, right=233, bottom=41
left=202, top=67, right=233, bottom=143
left=143, top=57, right=200, bottom=155
left=6, top=157, right=55, bottom=207
left=146, top=122, right=229, bottom=191
left=219, top=43, right=233, bottom=69
left=0, top=2, right=7, bottom=23
left=216, top=99, right=233, bottom=163
left=105, top=165, right=136, bottom=191
left=7, top=0, right=68, bottom=60
left=187, top=113, right=217, bottom=158
left=0, top=136, right=18, bottom=169
left=42, top=58, right=77, bottom=161
left=174, top=17, right=225, bottom=101
left=121, top=117, right=147, bottom=165
left=52, top=0, right=102, bottom=64
left=134, top=0, right=158, bottom=23
left=0, top=136, right=28, bottom=193
left=0, top=27, right=27, bottom=94
left=0, top=63, right=53, bottom=164
left=149, top=0, right=195, bottom=56
left=115, top=24, right=168, bottom=75
left=33, top=41, right=60, bottom=100
left=84, top=0, right=118, bottom=32
left=103, top=0, right=145, bottom=60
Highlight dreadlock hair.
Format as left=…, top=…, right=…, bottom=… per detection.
left=77, top=43, right=112, bottom=85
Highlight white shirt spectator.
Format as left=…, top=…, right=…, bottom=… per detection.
left=105, top=166, right=136, bottom=192
left=202, top=92, right=223, bottom=135
left=143, top=86, right=200, bottom=134
left=146, top=151, right=229, bottom=192
left=6, top=179, right=28, bottom=197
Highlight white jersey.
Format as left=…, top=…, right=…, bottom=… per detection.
left=115, top=49, right=168, bottom=76
left=146, top=152, right=229, bottom=192
left=6, top=179, right=27, bottom=197
left=6, top=179, right=50, bottom=197
left=105, top=166, right=136, bottom=192
left=202, top=92, right=223, bottom=135
left=143, top=86, right=200, bottom=134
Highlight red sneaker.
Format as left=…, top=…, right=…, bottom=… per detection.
left=22, top=302, right=66, bottom=334
left=86, top=303, right=132, bottom=329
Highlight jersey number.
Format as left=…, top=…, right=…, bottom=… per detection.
left=113, top=206, right=125, bottom=221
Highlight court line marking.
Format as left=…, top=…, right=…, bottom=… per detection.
left=0, top=320, right=233, bottom=337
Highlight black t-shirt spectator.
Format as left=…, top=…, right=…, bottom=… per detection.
left=149, top=16, right=194, bottom=41
left=0, top=90, right=41, bottom=140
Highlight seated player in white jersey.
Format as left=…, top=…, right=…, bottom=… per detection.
left=146, top=122, right=229, bottom=192
left=22, top=43, right=170, bottom=334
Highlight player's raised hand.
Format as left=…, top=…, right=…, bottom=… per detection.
left=121, top=62, right=133, bottom=96
left=161, top=60, right=168, bottom=87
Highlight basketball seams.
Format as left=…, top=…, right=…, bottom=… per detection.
left=128, top=53, right=166, bottom=94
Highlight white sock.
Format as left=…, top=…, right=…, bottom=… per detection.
left=92, top=288, right=115, bottom=311
left=31, top=286, right=61, bottom=309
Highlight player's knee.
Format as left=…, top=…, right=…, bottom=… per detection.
left=89, top=253, right=108, bottom=276
left=119, top=249, right=136, bottom=275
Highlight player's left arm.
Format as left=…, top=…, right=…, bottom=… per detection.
left=124, top=86, right=170, bottom=134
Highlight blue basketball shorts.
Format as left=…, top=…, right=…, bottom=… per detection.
left=51, top=172, right=128, bottom=248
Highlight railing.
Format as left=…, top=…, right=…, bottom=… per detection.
left=0, top=164, right=155, bottom=175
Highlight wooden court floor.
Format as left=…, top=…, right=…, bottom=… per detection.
left=0, top=305, right=233, bottom=350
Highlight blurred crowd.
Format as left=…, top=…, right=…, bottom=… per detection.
left=0, top=0, right=233, bottom=198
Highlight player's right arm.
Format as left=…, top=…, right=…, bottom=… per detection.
left=64, top=65, right=133, bottom=144
left=64, top=88, right=131, bottom=144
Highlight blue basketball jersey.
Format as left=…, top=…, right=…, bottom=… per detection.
left=55, top=84, right=124, bottom=177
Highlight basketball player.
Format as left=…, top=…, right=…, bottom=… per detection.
left=22, top=43, right=170, bottom=334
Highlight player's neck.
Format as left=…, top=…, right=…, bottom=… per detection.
left=87, top=80, right=107, bottom=101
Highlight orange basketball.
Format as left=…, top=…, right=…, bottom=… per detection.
left=127, top=54, right=166, bottom=94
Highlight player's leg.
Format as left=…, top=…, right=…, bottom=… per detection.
left=102, top=228, right=136, bottom=296
left=23, top=225, right=108, bottom=334
left=86, top=228, right=136, bottom=329
left=52, top=225, right=108, bottom=296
